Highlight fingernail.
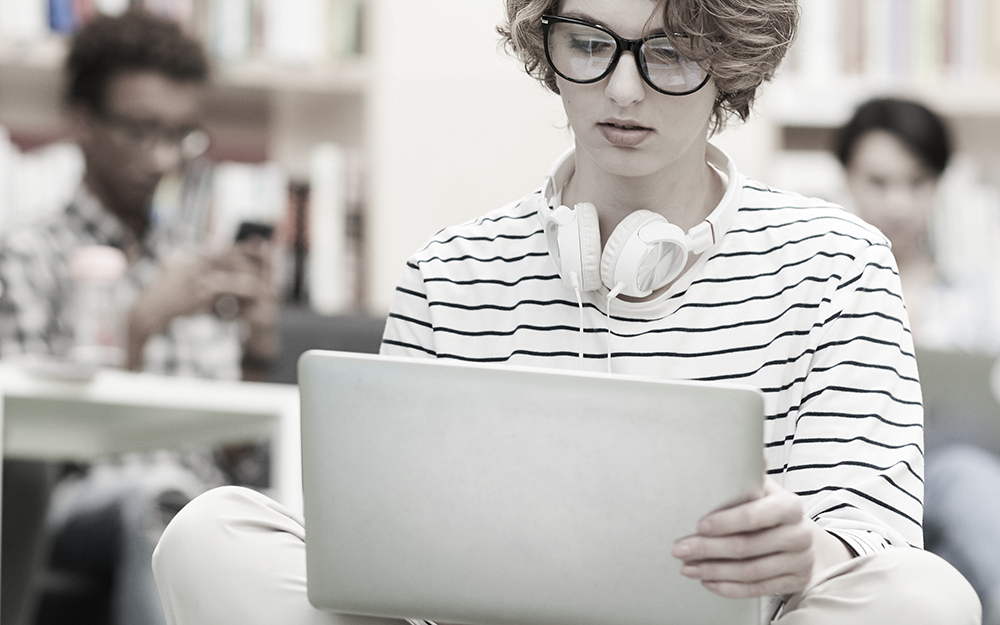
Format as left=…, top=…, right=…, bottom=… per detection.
left=672, top=543, right=691, bottom=558
left=679, top=564, right=699, bottom=577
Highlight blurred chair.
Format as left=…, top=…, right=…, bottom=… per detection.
left=268, top=304, right=386, bottom=385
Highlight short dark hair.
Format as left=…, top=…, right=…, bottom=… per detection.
left=65, top=9, right=209, bottom=112
left=835, top=98, right=952, bottom=175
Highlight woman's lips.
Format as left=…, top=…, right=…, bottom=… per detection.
left=598, top=120, right=653, bottom=148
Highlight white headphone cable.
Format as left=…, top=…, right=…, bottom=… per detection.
left=568, top=271, right=585, bottom=366
left=606, top=283, right=624, bottom=373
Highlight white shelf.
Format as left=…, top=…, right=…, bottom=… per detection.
left=769, top=74, right=1000, bottom=127
left=0, top=361, right=303, bottom=510
left=213, top=56, right=368, bottom=96
left=0, top=35, right=65, bottom=70
left=0, top=36, right=367, bottom=96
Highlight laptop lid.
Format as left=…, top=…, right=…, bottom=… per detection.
left=916, top=347, right=1000, bottom=456
left=299, top=350, right=765, bottom=625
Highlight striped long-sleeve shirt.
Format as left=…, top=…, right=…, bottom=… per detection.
left=382, top=165, right=924, bottom=557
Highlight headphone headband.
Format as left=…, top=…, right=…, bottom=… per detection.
left=540, top=144, right=740, bottom=246
left=537, top=144, right=742, bottom=297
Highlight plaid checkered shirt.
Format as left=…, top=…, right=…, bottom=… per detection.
left=0, top=186, right=241, bottom=379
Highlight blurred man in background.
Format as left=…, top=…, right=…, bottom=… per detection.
left=0, top=9, right=277, bottom=625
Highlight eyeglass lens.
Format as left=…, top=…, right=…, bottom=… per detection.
left=545, top=18, right=707, bottom=95
left=104, top=113, right=209, bottom=160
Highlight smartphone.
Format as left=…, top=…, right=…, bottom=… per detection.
left=235, top=221, right=275, bottom=243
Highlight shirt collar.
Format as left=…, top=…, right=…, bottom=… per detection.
left=67, top=185, right=174, bottom=260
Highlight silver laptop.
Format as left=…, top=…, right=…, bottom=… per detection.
left=917, top=347, right=1000, bottom=456
left=299, top=350, right=765, bottom=625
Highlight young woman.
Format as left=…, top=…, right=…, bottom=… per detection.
left=152, top=2, right=980, bottom=623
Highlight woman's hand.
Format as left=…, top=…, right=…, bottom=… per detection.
left=671, top=476, right=854, bottom=598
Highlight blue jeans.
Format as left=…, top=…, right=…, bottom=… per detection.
left=925, top=444, right=1000, bottom=624
left=41, top=453, right=215, bottom=625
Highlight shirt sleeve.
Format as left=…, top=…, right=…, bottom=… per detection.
left=779, top=240, right=924, bottom=554
left=380, top=259, right=437, bottom=359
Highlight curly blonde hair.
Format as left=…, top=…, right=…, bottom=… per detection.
left=498, top=0, right=799, bottom=131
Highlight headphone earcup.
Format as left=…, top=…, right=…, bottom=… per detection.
left=542, top=202, right=603, bottom=292
left=573, top=202, right=603, bottom=292
left=601, top=210, right=688, bottom=297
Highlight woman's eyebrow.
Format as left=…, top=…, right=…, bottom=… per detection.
left=556, top=11, right=668, bottom=37
left=557, top=10, right=600, bottom=24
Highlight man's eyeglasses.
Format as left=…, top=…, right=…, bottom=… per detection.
left=541, top=15, right=710, bottom=96
left=99, top=112, right=210, bottom=160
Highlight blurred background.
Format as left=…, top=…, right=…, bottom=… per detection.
left=1, top=0, right=999, bottom=317
left=4, top=2, right=1000, bottom=622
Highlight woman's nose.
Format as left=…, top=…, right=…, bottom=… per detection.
left=604, top=51, right=646, bottom=107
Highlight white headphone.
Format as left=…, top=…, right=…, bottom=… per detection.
left=537, top=144, right=740, bottom=298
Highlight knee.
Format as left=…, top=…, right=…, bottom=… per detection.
left=151, top=487, right=311, bottom=625
left=876, top=548, right=981, bottom=624
left=152, top=486, right=262, bottom=576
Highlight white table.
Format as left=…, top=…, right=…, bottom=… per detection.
left=0, top=362, right=303, bottom=511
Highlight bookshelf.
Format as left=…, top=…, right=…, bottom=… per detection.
left=0, top=35, right=368, bottom=164
left=0, top=0, right=573, bottom=315
left=763, top=0, right=1000, bottom=159
left=0, top=0, right=379, bottom=313
left=713, top=0, right=1000, bottom=186
left=7, top=0, right=1000, bottom=314
left=716, top=0, right=1000, bottom=291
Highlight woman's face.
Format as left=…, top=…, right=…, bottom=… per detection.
left=554, top=0, right=718, bottom=181
left=845, top=130, right=940, bottom=259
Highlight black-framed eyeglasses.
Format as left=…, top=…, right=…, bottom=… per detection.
left=99, top=111, right=210, bottom=160
left=541, top=15, right=710, bottom=96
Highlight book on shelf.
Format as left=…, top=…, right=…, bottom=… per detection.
left=0, top=132, right=367, bottom=312
left=151, top=156, right=214, bottom=248
left=204, top=160, right=287, bottom=249
left=305, top=142, right=365, bottom=314
left=260, top=0, right=326, bottom=65
left=206, top=0, right=252, bottom=61
left=0, top=0, right=364, bottom=65
left=933, top=158, right=1000, bottom=283
left=202, top=148, right=365, bottom=313
left=789, top=0, right=999, bottom=84
left=49, top=0, right=81, bottom=33
left=0, top=0, right=49, bottom=41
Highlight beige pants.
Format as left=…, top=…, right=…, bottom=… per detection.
left=152, top=486, right=981, bottom=625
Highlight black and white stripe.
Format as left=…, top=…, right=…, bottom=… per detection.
left=382, top=173, right=923, bottom=555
